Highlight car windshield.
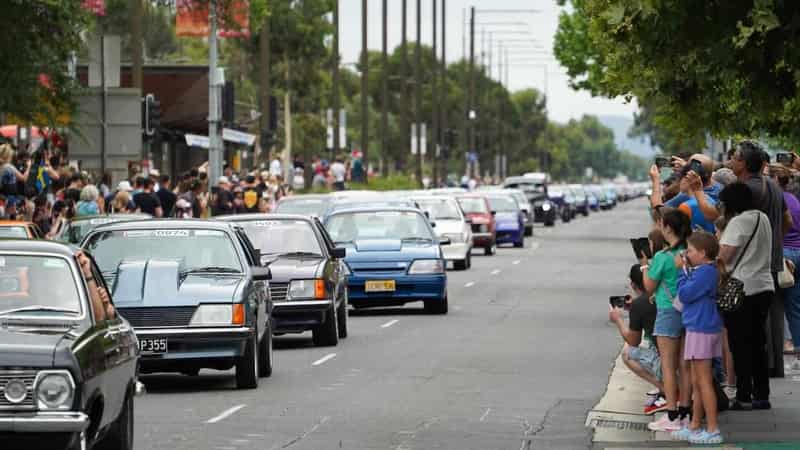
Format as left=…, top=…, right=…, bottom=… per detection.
left=415, top=199, right=461, bottom=220
left=325, top=211, right=433, bottom=243
left=274, top=199, right=328, bottom=216
left=0, top=255, right=82, bottom=316
left=457, top=197, right=489, bottom=214
left=487, top=196, right=519, bottom=212
left=510, top=193, right=529, bottom=208
left=0, top=227, right=28, bottom=239
left=84, top=229, right=242, bottom=274
left=239, top=220, right=323, bottom=256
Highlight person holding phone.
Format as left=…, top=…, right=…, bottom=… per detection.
left=609, top=264, right=664, bottom=414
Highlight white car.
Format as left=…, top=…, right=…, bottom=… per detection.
left=413, top=196, right=473, bottom=270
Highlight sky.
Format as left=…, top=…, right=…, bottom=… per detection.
left=338, top=0, right=638, bottom=124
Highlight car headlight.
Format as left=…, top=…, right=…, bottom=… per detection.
left=190, top=304, right=245, bottom=327
left=476, top=224, right=488, bottom=233
left=35, top=370, right=75, bottom=410
left=541, top=203, right=551, bottom=211
left=408, top=259, right=444, bottom=274
left=289, top=279, right=326, bottom=300
left=443, top=233, right=464, bottom=243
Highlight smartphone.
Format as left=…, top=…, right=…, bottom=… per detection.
left=777, top=153, right=795, bottom=165
left=654, top=156, right=670, bottom=168
left=609, top=295, right=628, bottom=309
left=689, top=159, right=703, bottom=174
left=630, top=237, right=652, bottom=260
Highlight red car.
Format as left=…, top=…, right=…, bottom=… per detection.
left=456, top=194, right=497, bottom=255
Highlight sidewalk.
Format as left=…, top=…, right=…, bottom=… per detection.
left=586, top=350, right=800, bottom=449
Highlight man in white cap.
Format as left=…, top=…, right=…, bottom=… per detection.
left=214, top=176, right=234, bottom=216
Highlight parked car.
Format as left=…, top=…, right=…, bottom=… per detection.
left=547, top=187, right=573, bottom=223
left=483, top=192, right=525, bottom=248
left=505, top=188, right=534, bottom=236
left=82, top=220, right=273, bottom=389
left=503, top=176, right=555, bottom=226
left=273, top=194, right=332, bottom=217
left=413, top=196, right=473, bottom=270
left=0, top=221, right=43, bottom=239
left=569, top=184, right=591, bottom=217
left=324, top=207, right=449, bottom=313
left=455, top=194, right=497, bottom=255
left=56, top=213, right=152, bottom=244
left=0, top=241, right=138, bottom=450
left=217, top=214, right=348, bottom=346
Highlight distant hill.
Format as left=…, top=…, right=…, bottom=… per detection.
left=597, top=114, right=658, bottom=159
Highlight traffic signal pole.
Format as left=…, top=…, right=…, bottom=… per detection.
left=208, top=0, right=223, bottom=191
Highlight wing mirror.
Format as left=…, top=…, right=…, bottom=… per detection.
left=491, top=210, right=497, bottom=216
left=438, top=237, right=451, bottom=246
left=430, top=222, right=436, bottom=228
left=332, top=247, right=347, bottom=259
left=252, top=266, right=271, bottom=281
left=464, top=217, right=473, bottom=224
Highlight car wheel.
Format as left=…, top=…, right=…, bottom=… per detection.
left=94, top=387, right=133, bottom=450
left=583, top=209, right=589, bottom=217
left=454, top=258, right=468, bottom=270
left=337, top=295, right=348, bottom=339
left=466, top=252, right=472, bottom=269
left=524, top=226, right=533, bottom=237
left=313, top=305, right=339, bottom=347
left=545, top=218, right=555, bottom=227
left=258, top=326, right=273, bottom=378
left=424, top=294, right=448, bottom=314
left=484, top=244, right=496, bottom=256
left=514, top=235, right=524, bottom=248
left=235, top=335, right=259, bottom=389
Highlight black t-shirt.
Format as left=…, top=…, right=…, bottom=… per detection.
left=133, top=192, right=161, bottom=215
left=241, top=186, right=262, bottom=212
left=64, top=187, right=82, bottom=203
left=156, top=188, right=177, bottom=217
left=215, top=189, right=234, bottom=216
left=628, top=293, right=657, bottom=341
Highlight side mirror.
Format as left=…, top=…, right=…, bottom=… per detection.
left=332, top=247, right=346, bottom=259
left=464, top=217, right=473, bottom=224
left=252, top=266, right=271, bottom=281
left=491, top=211, right=497, bottom=216
left=438, top=237, right=451, bottom=246
left=430, top=222, right=436, bottom=228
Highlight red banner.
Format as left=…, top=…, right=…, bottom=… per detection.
left=82, top=0, right=106, bottom=16
left=176, top=0, right=250, bottom=39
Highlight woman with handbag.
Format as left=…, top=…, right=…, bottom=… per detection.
left=718, top=182, right=774, bottom=410
left=641, top=207, right=693, bottom=431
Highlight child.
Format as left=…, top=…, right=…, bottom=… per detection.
left=671, top=231, right=724, bottom=444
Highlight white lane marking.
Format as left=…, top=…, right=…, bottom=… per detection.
left=281, top=416, right=331, bottom=448
left=312, top=353, right=337, bottom=366
left=529, top=242, right=540, bottom=251
left=464, top=281, right=475, bottom=288
left=512, top=260, right=521, bottom=265
left=381, top=319, right=399, bottom=328
left=490, top=269, right=501, bottom=275
left=480, top=408, right=492, bottom=422
left=205, top=404, right=247, bottom=424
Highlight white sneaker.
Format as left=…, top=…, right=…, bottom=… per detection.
left=648, top=413, right=682, bottom=432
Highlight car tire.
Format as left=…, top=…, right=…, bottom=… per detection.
left=313, top=305, right=339, bottom=347
left=524, top=226, right=533, bottom=237
left=94, top=387, right=133, bottom=450
left=454, top=258, right=468, bottom=270
left=545, top=219, right=555, bottom=227
left=424, top=294, right=448, bottom=314
left=514, top=236, right=524, bottom=248
left=337, top=295, right=348, bottom=339
left=466, top=252, right=472, bottom=269
left=257, top=326, right=273, bottom=378
left=484, top=244, right=496, bottom=256
left=583, top=209, right=589, bottom=217
left=235, top=335, right=259, bottom=389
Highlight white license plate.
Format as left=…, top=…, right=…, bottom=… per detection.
left=139, top=337, right=168, bottom=354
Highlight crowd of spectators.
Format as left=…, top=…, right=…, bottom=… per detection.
left=609, top=140, right=800, bottom=445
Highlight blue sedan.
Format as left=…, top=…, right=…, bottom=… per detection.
left=484, top=194, right=525, bottom=248
left=324, top=207, right=449, bottom=314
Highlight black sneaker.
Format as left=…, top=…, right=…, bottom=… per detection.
left=730, top=400, right=752, bottom=411
left=753, top=400, right=772, bottom=410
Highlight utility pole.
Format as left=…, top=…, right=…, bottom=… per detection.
left=259, top=2, right=271, bottom=167
left=131, top=0, right=143, bottom=89
left=401, top=0, right=409, bottom=171
left=208, top=0, right=223, bottom=192
left=360, top=0, right=369, bottom=178
left=468, top=7, right=476, bottom=178
left=441, top=0, right=447, bottom=184
left=381, top=0, right=388, bottom=171
left=432, top=0, right=439, bottom=187
left=332, top=1, right=340, bottom=159
left=415, top=0, right=423, bottom=187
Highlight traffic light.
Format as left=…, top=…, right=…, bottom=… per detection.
left=143, top=94, right=161, bottom=138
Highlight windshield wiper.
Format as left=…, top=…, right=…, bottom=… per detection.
left=279, top=252, right=323, bottom=257
left=181, top=266, right=242, bottom=276
left=0, top=306, right=80, bottom=316
left=401, top=237, right=434, bottom=243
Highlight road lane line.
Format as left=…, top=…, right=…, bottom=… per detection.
left=490, top=269, right=501, bottom=275
left=281, top=416, right=330, bottom=448
left=312, top=353, right=337, bottom=366
left=381, top=319, right=399, bottom=328
left=205, top=404, right=247, bottom=424
left=480, top=408, right=492, bottom=422
left=512, top=260, right=521, bottom=265
left=464, top=281, right=475, bottom=288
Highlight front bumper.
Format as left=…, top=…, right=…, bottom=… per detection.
left=471, top=232, right=494, bottom=247
left=347, top=273, right=446, bottom=305
left=441, top=242, right=471, bottom=261
left=495, top=226, right=522, bottom=244
left=135, top=327, right=252, bottom=372
left=272, top=300, right=333, bottom=333
left=0, top=412, right=88, bottom=433
left=534, top=207, right=556, bottom=223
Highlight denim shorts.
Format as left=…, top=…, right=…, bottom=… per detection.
left=653, top=307, right=684, bottom=338
left=627, top=345, right=663, bottom=381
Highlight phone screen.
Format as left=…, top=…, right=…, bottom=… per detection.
left=609, top=296, right=627, bottom=309
left=630, top=237, right=651, bottom=260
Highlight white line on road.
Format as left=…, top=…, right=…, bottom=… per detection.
left=381, top=319, right=399, bottom=328
left=464, top=281, right=475, bottom=288
left=512, top=260, right=521, bottom=265
left=490, top=269, right=501, bottom=275
left=205, top=404, right=247, bottom=424
left=312, top=353, right=337, bottom=366
left=480, top=408, right=492, bottom=422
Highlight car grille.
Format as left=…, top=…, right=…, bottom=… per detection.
left=270, top=282, right=289, bottom=302
left=118, top=307, right=196, bottom=328
left=0, top=370, right=37, bottom=410
left=471, top=224, right=487, bottom=233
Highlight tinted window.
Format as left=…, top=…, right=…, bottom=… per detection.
left=325, top=211, right=433, bottom=242
left=0, top=227, right=29, bottom=239
left=0, top=255, right=82, bottom=316
left=274, top=199, right=328, bottom=216
left=487, top=196, right=519, bottom=212
left=239, top=220, right=323, bottom=256
left=415, top=199, right=462, bottom=220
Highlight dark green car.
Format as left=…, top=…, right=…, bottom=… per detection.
left=57, top=214, right=152, bottom=245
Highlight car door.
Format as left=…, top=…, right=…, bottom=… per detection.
left=234, top=229, right=267, bottom=337
left=314, top=219, right=344, bottom=306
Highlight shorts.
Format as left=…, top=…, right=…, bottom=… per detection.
left=684, top=331, right=723, bottom=360
left=653, top=307, right=683, bottom=338
left=627, top=345, right=663, bottom=381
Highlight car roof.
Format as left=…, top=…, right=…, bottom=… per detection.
left=0, top=239, right=77, bottom=256
left=411, top=195, right=457, bottom=202
left=325, top=206, right=424, bottom=217
left=216, top=213, right=314, bottom=223
left=278, top=194, right=330, bottom=202
left=70, top=213, right=152, bottom=222
left=85, top=218, right=238, bottom=233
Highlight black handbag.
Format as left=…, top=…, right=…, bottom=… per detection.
left=718, top=213, right=760, bottom=313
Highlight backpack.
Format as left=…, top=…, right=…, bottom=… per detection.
left=1, top=165, right=17, bottom=196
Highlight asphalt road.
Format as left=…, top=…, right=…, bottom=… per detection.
left=134, top=199, right=648, bottom=450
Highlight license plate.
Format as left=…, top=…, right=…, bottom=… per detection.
left=365, top=280, right=396, bottom=292
left=139, top=337, right=168, bottom=354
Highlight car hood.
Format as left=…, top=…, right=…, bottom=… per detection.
left=262, top=256, right=324, bottom=282
left=342, top=239, right=439, bottom=263
left=0, top=327, right=71, bottom=368
left=433, top=220, right=465, bottom=235
left=464, top=212, right=492, bottom=223
left=495, top=212, right=519, bottom=222
left=112, top=259, right=245, bottom=307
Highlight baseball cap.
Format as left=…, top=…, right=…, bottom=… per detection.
left=117, top=181, right=133, bottom=192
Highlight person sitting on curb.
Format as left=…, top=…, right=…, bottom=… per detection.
left=609, top=263, right=665, bottom=414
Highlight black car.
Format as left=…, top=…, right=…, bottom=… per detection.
left=218, top=214, right=348, bottom=346
left=503, top=176, right=556, bottom=227
left=81, top=220, right=273, bottom=389
left=0, top=241, right=138, bottom=450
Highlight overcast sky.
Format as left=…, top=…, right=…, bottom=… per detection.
left=338, top=0, right=638, bottom=124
